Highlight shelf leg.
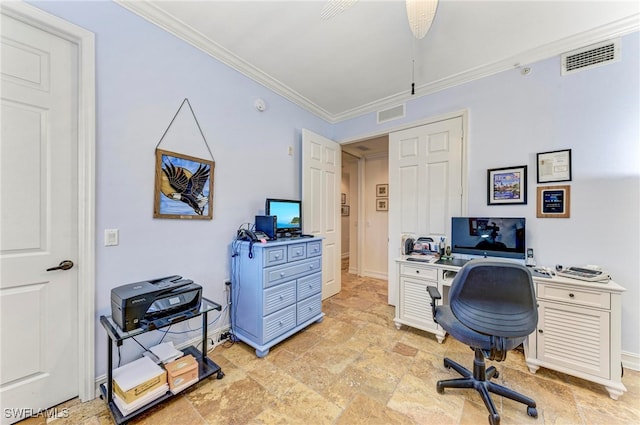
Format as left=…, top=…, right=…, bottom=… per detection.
left=202, top=309, right=208, bottom=363
left=106, top=335, right=113, bottom=403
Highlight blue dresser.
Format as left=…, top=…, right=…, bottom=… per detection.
left=231, top=238, right=324, bottom=357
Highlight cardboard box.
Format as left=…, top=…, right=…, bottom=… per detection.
left=112, top=356, right=167, bottom=404
left=164, top=354, right=198, bottom=392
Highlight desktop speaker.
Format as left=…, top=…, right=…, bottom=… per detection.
left=255, top=215, right=277, bottom=240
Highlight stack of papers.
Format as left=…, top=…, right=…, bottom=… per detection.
left=113, top=384, right=168, bottom=416
left=149, top=341, right=183, bottom=364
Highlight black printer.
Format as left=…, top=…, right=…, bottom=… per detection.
left=110, top=275, right=202, bottom=332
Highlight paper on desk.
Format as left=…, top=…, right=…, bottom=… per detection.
left=149, top=341, right=183, bottom=364
left=112, top=356, right=164, bottom=392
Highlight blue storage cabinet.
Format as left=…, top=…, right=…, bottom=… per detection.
left=232, top=238, right=324, bottom=357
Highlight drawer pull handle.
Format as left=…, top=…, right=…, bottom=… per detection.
left=280, top=272, right=285, bottom=277
left=279, top=295, right=283, bottom=300
left=538, top=329, right=543, bottom=334
left=569, top=293, right=575, bottom=298
left=309, top=265, right=314, bottom=269
left=278, top=321, right=283, bottom=326
left=416, top=270, right=420, bottom=274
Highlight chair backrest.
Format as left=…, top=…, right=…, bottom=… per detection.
left=449, top=259, right=537, bottom=337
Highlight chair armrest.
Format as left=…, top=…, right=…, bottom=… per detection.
left=426, top=286, right=441, bottom=322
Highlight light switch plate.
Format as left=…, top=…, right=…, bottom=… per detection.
left=104, top=229, right=119, bottom=246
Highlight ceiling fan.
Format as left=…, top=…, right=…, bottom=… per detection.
left=320, top=0, right=439, bottom=39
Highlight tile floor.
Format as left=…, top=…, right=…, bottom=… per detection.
left=19, top=262, right=640, bottom=425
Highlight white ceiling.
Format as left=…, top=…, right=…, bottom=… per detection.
left=118, top=1, right=639, bottom=123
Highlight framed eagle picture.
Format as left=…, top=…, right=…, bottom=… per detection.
left=154, top=149, right=214, bottom=219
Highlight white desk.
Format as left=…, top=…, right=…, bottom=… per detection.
left=394, top=256, right=627, bottom=400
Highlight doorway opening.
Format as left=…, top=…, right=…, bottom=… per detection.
left=340, top=135, right=389, bottom=280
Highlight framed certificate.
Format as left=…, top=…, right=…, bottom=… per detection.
left=537, top=149, right=572, bottom=183
left=537, top=185, right=570, bottom=218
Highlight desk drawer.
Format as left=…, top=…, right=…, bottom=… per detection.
left=400, top=264, right=437, bottom=280
left=298, top=272, right=321, bottom=300
left=263, top=246, right=287, bottom=267
left=288, top=243, right=307, bottom=262
left=537, top=283, right=610, bottom=309
left=263, top=281, right=296, bottom=316
left=263, top=305, right=296, bottom=342
left=297, top=293, right=322, bottom=325
left=264, top=257, right=321, bottom=288
left=306, top=240, right=322, bottom=257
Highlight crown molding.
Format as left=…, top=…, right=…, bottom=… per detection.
left=116, top=2, right=639, bottom=124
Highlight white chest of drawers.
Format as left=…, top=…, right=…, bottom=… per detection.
left=232, top=238, right=324, bottom=357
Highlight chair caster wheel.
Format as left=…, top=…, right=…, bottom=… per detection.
left=527, top=407, right=538, bottom=418
left=489, top=413, right=500, bottom=425
left=493, top=370, right=499, bottom=379
left=217, top=370, right=225, bottom=379
left=436, top=383, right=444, bottom=394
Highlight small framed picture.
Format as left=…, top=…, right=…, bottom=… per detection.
left=376, top=198, right=388, bottom=211
left=487, top=165, right=527, bottom=205
left=341, top=205, right=350, bottom=216
left=376, top=184, right=388, bottom=197
left=341, top=193, right=346, bottom=204
left=537, top=185, right=571, bottom=218
left=154, top=149, right=214, bottom=219
left=537, top=149, right=572, bottom=183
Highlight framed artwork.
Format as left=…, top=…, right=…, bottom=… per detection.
left=376, top=198, right=388, bottom=211
left=341, top=193, right=346, bottom=204
left=537, top=185, right=571, bottom=218
left=537, top=149, right=572, bottom=183
left=341, top=205, right=350, bottom=216
left=154, top=149, right=214, bottom=219
left=487, top=165, right=527, bottom=205
left=376, top=184, right=388, bottom=197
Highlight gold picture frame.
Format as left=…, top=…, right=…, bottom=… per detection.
left=536, top=185, right=570, bottom=218
left=154, top=149, right=214, bottom=219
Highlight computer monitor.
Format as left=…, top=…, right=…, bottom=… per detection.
left=265, top=198, right=302, bottom=238
left=450, top=217, right=526, bottom=260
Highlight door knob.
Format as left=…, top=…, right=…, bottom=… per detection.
left=46, top=260, right=74, bottom=271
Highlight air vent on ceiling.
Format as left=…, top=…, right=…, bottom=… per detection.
left=377, top=104, right=405, bottom=124
left=561, top=39, right=620, bottom=75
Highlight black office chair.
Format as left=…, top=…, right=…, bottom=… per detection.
left=427, top=259, right=538, bottom=425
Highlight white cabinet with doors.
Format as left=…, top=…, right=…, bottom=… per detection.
left=525, top=277, right=627, bottom=400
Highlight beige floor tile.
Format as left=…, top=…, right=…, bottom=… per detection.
left=21, top=262, right=640, bottom=425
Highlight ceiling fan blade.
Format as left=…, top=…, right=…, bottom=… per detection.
left=406, top=0, right=439, bottom=39
left=320, top=0, right=359, bottom=20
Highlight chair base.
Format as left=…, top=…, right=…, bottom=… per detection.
left=437, top=348, right=537, bottom=425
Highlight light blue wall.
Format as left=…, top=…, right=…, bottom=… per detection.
left=30, top=1, right=639, bottom=375
left=30, top=1, right=332, bottom=375
left=335, top=32, right=640, bottom=358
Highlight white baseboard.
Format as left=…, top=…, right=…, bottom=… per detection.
left=93, top=325, right=230, bottom=397
left=622, top=350, right=640, bottom=372
left=362, top=270, right=388, bottom=280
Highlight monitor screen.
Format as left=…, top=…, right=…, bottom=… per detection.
left=450, top=217, right=526, bottom=260
left=265, top=199, right=302, bottom=235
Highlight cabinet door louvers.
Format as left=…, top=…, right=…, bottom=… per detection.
left=538, top=302, right=610, bottom=379
left=402, top=278, right=437, bottom=330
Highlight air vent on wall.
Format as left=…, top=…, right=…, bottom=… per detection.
left=377, top=104, right=405, bottom=124
left=561, top=39, right=620, bottom=75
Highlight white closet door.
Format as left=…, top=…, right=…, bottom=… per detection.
left=388, top=117, right=464, bottom=305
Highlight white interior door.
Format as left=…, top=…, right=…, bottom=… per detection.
left=388, top=116, right=465, bottom=305
left=302, top=129, right=341, bottom=299
left=0, top=11, right=81, bottom=422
